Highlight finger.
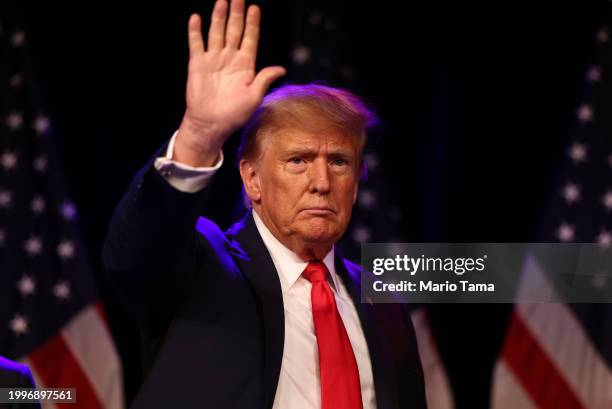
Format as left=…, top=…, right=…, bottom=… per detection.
left=240, top=4, right=260, bottom=64
left=225, top=0, right=245, bottom=49
left=208, top=0, right=228, bottom=51
left=188, top=14, right=205, bottom=57
left=252, top=66, right=286, bottom=98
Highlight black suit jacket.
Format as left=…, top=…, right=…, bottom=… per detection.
left=0, top=356, right=41, bottom=409
left=103, top=150, right=427, bottom=409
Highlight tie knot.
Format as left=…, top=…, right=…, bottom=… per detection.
left=302, top=261, right=328, bottom=283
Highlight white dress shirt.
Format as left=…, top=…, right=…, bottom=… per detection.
left=155, top=132, right=377, bottom=409
left=153, top=131, right=224, bottom=192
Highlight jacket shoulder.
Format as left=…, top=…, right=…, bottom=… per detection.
left=0, top=357, right=35, bottom=388
left=194, top=216, right=240, bottom=268
left=342, top=258, right=362, bottom=280
left=195, top=216, right=228, bottom=247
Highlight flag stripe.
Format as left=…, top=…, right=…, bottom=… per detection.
left=502, top=312, right=586, bottom=409
left=514, top=257, right=612, bottom=408
left=27, top=328, right=104, bottom=409
left=61, top=302, right=124, bottom=409
left=410, top=308, right=454, bottom=409
left=22, top=358, right=59, bottom=409
left=517, top=303, right=612, bottom=408
left=491, top=360, right=538, bottom=409
left=94, top=302, right=108, bottom=324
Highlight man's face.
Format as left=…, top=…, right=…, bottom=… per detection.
left=242, top=127, right=360, bottom=254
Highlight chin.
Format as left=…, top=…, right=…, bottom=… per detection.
left=298, top=219, right=340, bottom=244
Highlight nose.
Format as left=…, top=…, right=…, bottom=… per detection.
left=308, top=158, right=331, bottom=195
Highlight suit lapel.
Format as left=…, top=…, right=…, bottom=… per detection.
left=334, top=249, right=400, bottom=409
left=226, top=213, right=400, bottom=409
left=227, top=212, right=284, bottom=409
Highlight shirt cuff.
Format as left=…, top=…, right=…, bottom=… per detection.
left=154, top=130, right=224, bottom=193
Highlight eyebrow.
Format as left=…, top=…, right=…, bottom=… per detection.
left=283, top=147, right=355, bottom=157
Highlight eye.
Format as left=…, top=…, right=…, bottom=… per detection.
left=332, top=158, right=347, bottom=166
left=289, top=157, right=304, bottom=164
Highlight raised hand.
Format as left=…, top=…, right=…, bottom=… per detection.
left=174, top=0, right=286, bottom=167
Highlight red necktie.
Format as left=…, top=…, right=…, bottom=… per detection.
left=302, top=261, right=364, bottom=409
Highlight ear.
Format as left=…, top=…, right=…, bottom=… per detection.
left=352, top=160, right=364, bottom=205
left=352, top=178, right=359, bottom=205
left=239, top=159, right=262, bottom=204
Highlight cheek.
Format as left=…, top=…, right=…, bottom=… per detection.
left=268, top=172, right=308, bottom=199
left=338, top=181, right=358, bottom=208
left=261, top=175, right=304, bottom=218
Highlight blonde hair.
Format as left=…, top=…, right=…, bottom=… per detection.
left=238, top=82, right=379, bottom=163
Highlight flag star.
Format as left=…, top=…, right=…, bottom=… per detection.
left=11, top=31, right=25, bottom=47
left=8, top=314, right=28, bottom=336
left=0, top=190, right=12, bottom=208
left=602, top=190, right=612, bottom=210
left=24, top=236, right=43, bottom=256
left=591, top=272, right=608, bottom=289
left=53, top=281, right=71, bottom=300
left=33, top=156, right=47, bottom=173
left=568, top=142, right=587, bottom=163
left=57, top=240, right=75, bottom=260
left=1, top=151, right=18, bottom=171
left=597, top=27, right=609, bottom=44
left=308, top=10, right=322, bottom=26
left=562, top=182, right=580, bottom=203
left=352, top=226, right=371, bottom=243
left=358, top=189, right=377, bottom=209
left=577, top=103, right=594, bottom=123
left=6, top=112, right=23, bottom=130
left=32, top=115, right=51, bottom=135
left=17, top=275, right=36, bottom=297
left=60, top=201, right=78, bottom=221
left=30, top=196, right=45, bottom=214
left=9, top=73, right=23, bottom=88
left=292, top=46, right=311, bottom=65
left=586, top=65, right=602, bottom=82
left=557, top=222, right=575, bottom=242
left=597, top=229, right=612, bottom=248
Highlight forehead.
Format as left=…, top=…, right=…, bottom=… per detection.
left=262, top=127, right=361, bottom=153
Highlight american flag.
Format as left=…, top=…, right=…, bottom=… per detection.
left=491, top=11, right=612, bottom=409
left=287, top=4, right=454, bottom=409
left=0, top=8, right=124, bottom=409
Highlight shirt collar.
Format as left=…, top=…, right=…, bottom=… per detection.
left=252, top=210, right=337, bottom=293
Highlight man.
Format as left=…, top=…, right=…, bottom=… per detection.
left=0, top=356, right=41, bottom=409
left=103, top=1, right=427, bottom=408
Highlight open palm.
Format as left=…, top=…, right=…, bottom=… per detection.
left=177, top=0, right=286, bottom=166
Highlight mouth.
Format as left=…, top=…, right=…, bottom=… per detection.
left=301, top=207, right=336, bottom=216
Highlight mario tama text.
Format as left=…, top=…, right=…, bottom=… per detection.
left=373, top=279, right=494, bottom=293
left=370, top=254, right=495, bottom=294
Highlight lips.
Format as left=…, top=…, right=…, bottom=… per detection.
left=302, top=207, right=336, bottom=215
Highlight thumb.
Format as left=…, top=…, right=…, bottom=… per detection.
left=252, top=66, right=286, bottom=98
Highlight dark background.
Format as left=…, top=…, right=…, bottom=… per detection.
left=14, top=0, right=606, bottom=407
